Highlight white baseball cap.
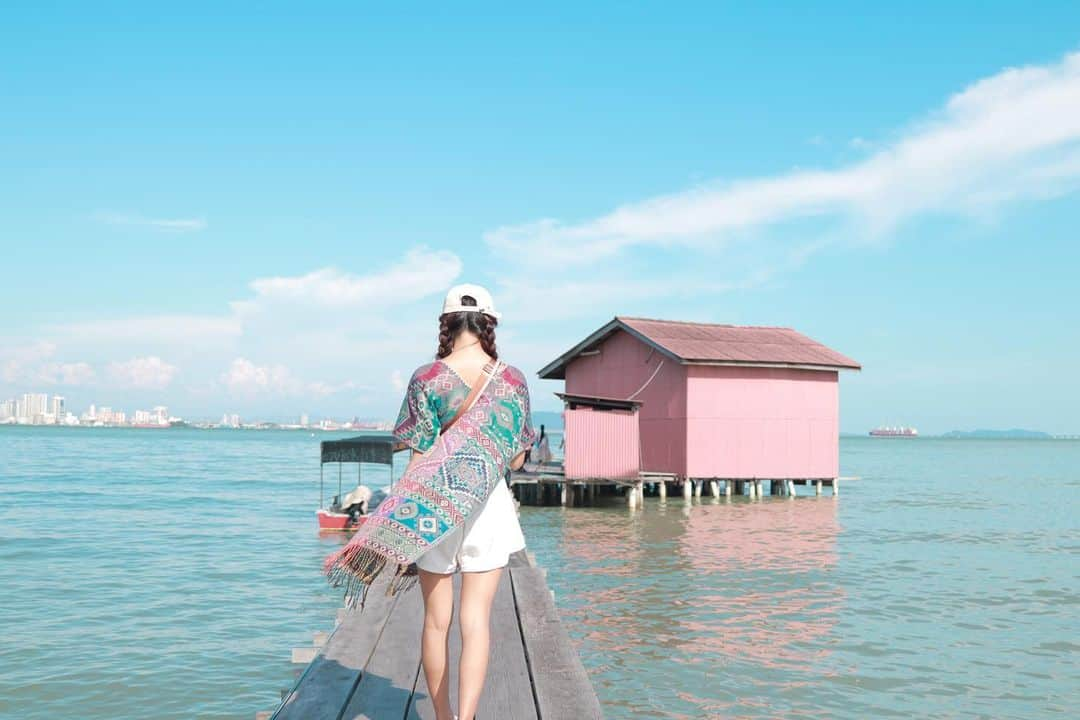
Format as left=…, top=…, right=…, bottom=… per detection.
left=442, top=283, right=501, bottom=320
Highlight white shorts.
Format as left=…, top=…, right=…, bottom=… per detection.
left=415, top=480, right=526, bottom=574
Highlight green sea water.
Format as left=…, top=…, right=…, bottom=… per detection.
left=0, top=427, right=1076, bottom=719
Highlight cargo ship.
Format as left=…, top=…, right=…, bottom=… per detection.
left=869, top=425, right=918, bottom=437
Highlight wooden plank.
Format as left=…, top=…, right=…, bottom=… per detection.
left=510, top=566, right=603, bottom=720
left=274, top=577, right=399, bottom=720
left=340, top=581, right=425, bottom=719
left=476, top=569, right=539, bottom=720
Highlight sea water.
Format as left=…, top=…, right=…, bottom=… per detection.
left=0, top=427, right=1076, bottom=719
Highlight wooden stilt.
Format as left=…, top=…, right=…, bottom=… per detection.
left=709, top=480, right=719, bottom=497
left=658, top=480, right=667, bottom=500
left=815, top=480, right=822, bottom=495
left=683, top=479, right=693, bottom=500
left=833, top=478, right=840, bottom=496
left=635, top=480, right=644, bottom=508
left=626, top=483, right=636, bottom=508
left=560, top=482, right=569, bottom=506
left=694, top=479, right=703, bottom=498
left=724, top=480, right=732, bottom=498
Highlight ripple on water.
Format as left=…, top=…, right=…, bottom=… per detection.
left=2, top=429, right=1078, bottom=719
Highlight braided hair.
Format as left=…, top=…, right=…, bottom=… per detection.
left=436, top=295, right=498, bottom=359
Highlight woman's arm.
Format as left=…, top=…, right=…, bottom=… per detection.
left=509, top=449, right=526, bottom=471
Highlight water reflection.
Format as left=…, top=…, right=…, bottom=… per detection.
left=526, top=496, right=844, bottom=717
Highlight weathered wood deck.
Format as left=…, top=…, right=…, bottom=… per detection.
left=272, top=550, right=602, bottom=720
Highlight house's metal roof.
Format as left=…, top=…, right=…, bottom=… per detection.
left=538, top=316, right=861, bottom=379
left=555, top=392, right=643, bottom=411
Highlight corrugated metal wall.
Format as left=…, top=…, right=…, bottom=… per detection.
left=563, top=407, right=641, bottom=480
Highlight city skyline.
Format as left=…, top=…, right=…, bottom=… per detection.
left=0, top=389, right=390, bottom=428
left=2, top=5, right=1079, bottom=435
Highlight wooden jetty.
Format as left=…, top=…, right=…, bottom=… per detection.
left=510, top=461, right=845, bottom=508
left=268, top=550, right=602, bottom=720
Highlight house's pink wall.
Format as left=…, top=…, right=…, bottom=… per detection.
left=564, top=330, right=687, bottom=474
left=564, top=331, right=841, bottom=479
left=685, top=366, right=839, bottom=479
left=563, top=407, right=640, bottom=480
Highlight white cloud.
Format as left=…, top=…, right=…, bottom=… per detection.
left=38, top=362, right=96, bottom=386
left=0, top=343, right=96, bottom=387
left=485, top=51, right=1080, bottom=264
left=52, top=314, right=242, bottom=346
left=242, top=247, right=462, bottom=311
left=221, top=358, right=294, bottom=395
left=96, top=212, right=207, bottom=232
left=221, top=358, right=358, bottom=398
left=390, top=369, right=406, bottom=392
left=108, top=356, right=178, bottom=389
left=1, top=342, right=57, bottom=383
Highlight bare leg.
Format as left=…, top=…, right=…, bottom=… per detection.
left=419, top=569, right=455, bottom=720
left=456, top=566, right=503, bottom=720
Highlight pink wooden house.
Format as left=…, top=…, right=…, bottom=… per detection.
left=538, top=317, right=860, bottom=484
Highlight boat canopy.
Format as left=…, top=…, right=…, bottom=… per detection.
left=320, top=432, right=396, bottom=465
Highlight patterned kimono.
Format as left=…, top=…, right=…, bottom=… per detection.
left=325, top=359, right=536, bottom=608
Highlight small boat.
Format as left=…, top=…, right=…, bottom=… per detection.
left=317, top=431, right=399, bottom=531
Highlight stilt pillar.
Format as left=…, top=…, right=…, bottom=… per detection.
left=694, top=479, right=703, bottom=498
left=658, top=480, right=667, bottom=500
left=561, top=482, right=569, bottom=506
left=815, top=480, right=822, bottom=495
left=833, top=478, right=840, bottom=496
left=724, top=480, right=732, bottom=498
left=683, top=479, right=693, bottom=500
left=709, top=480, right=719, bottom=497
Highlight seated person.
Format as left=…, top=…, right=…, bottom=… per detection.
left=340, top=483, right=373, bottom=521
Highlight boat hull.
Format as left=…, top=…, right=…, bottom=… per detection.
left=316, top=509, right=366, bottom=531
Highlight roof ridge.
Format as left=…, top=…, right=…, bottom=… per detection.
left=616, top=315, right=796, bottom=331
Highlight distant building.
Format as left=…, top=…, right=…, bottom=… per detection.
left=539, top=317, right=861, bottom=482
left=0, top=399, right=14, bottom=420
left=50, top=395, right=65, bottom=418
left=18, top=393, right=48, bottom=423
left=300, top=413, right=309, bottom=427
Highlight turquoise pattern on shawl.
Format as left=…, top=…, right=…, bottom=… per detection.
left=324, top=359, right=536, bottom=603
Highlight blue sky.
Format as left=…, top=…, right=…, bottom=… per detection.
left=2, top=2, right=1079, bottom=433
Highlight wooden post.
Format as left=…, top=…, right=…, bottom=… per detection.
left=833, top=478, right=840, bottom=496
left=694, top=479, right=703, bottom=498
left=709, top=480, right=719, bottom=497
left=626, top=483, right=636, bottom=508
left=815, top=480, right=822, bottom=495
left=561, top=482, right=569, bottom=506
left=724, top=480, right=732, bottom=498
left=658, top=479, right=667, bottom=500
left=754, top=480, right=762, bottom=499
left=683, top=479, right=693, bottom=500
left=635, top=480, right=644, bottom=508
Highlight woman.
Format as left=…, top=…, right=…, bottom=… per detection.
left=534, top=423, right=553, bottom=466
left=324, top=283, right=535, bottom=720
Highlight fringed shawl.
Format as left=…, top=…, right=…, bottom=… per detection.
left=324, top=360, right=535, bottom=609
